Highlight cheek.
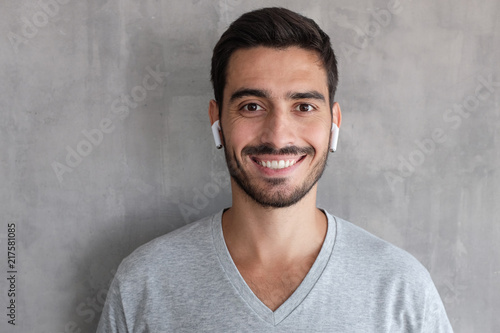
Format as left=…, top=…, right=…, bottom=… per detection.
left=302, top=124, right=330, bottom=148
left=224, top=125, right=255, bottom=150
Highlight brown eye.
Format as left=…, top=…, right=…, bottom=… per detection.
left=243, top=103, right=263, bottom=111
left=296, top=104, right=314, bottom=112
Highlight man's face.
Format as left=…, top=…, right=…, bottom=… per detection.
left=213, top=46, right=338, bottom=208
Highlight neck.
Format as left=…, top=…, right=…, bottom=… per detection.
left=222, top=180, right=327, bottom=268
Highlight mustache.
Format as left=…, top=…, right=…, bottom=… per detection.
left=242, top=144, right=314, bottom=156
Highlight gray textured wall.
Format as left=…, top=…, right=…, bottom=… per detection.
left=1, top=0, right=498, bottom=332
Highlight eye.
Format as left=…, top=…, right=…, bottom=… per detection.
left=241, top=103, right=264, bottom=112
left=295, top=104, right=315, bottom=112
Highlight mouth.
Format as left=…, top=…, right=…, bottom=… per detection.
left=251, top=155, right=307, bottom=170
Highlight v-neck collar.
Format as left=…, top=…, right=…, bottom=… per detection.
left=211, top=208, right=337, bottom=326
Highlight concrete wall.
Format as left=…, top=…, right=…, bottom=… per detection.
left=1, top=0, right=498, bottom=332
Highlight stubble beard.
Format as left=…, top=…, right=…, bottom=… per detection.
left=222, top=142, right=330, bottom=209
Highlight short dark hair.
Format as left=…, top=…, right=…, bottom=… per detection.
left=210, top=7, right=338, bottom=116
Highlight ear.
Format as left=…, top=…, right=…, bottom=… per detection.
left=330, top=102, right=342, bottom=153
left=208, top=99, right=223, bottom=149
left=209, top=99, right=219, bottom=125
left=332, top=102, right=342, bottom=128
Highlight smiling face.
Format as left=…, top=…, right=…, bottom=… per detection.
left=209, top=46, right=341, bottom=208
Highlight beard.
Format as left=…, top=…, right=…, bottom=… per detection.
left=222, top=140, right=330, bottom=209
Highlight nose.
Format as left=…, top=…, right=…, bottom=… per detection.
left=259, top=105, right=296, bottom=149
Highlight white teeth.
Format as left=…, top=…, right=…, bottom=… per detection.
left=258, top=159, right=298, bottom=169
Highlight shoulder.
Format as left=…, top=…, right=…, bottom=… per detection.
left=323, top=212, right=453, bottom=331
left=331, top=214, right=433, bottom=285
left=115, top=213, right=216, bottom=281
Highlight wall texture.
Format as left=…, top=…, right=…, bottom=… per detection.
left=1, top=0, right=499, bottom=332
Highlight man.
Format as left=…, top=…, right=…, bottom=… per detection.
left=98, top=7, right=453, bottom=332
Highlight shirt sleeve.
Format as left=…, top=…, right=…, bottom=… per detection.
left=422, top=281, right=454, bottom=333
left=96, top=274, right=129, bottom=333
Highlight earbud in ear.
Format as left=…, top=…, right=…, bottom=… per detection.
left=330, top=123, right=339, bottom=153
left=211, top=120, right=223, bottom=149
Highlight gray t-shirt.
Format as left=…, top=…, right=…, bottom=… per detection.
left=97, top=209, right=453, bottom=332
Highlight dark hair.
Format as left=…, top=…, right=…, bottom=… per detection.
left=210, top=7, right=338, bottom=116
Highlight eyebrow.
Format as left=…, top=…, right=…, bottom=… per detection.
left=229, top=88, right=326, bottom=104
left=229, top=88, right=270, bottom=104
left=287, top=91, right=325, bottom=102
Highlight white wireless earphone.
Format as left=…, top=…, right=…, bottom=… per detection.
left=211, top=120, right=223, bottom=149
left=330, top=123, right=340, bottom=153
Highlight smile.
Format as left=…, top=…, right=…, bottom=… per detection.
left=251, top=156, right=306, bottom=170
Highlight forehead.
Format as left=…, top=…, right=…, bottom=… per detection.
left=224, top=46, right=328, bottom=101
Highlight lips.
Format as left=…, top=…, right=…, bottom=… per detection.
left=251, top=155, right=306, bottom=170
